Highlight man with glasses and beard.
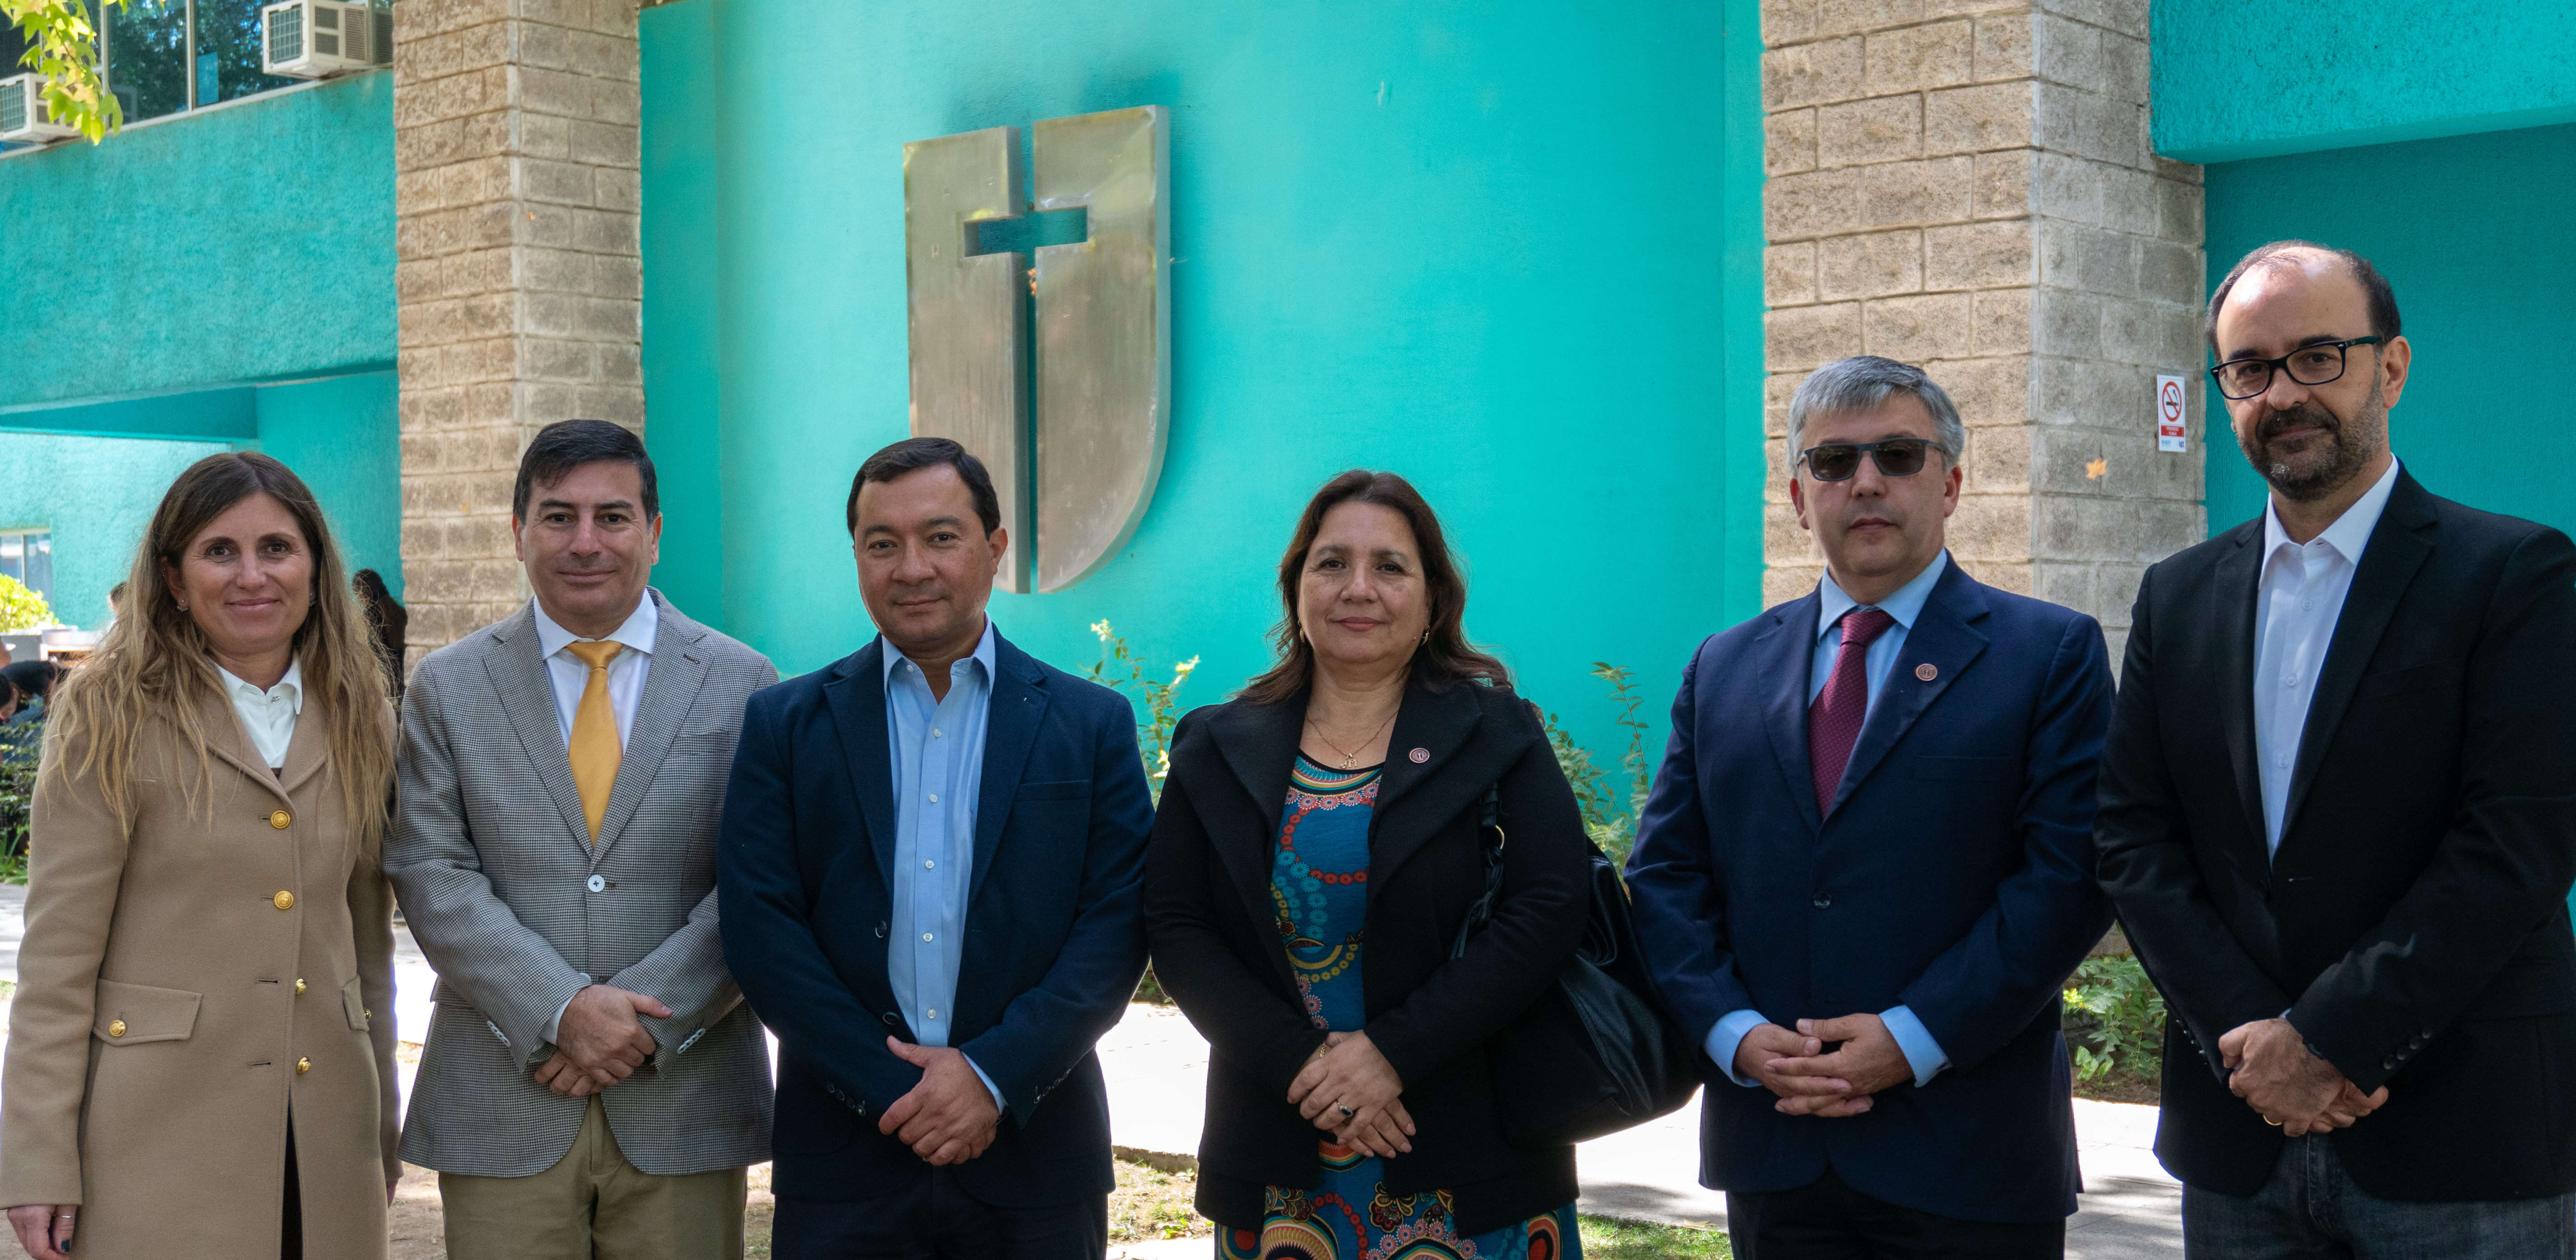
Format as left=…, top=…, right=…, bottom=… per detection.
left=2097, top=241, right=2576, bottom=1256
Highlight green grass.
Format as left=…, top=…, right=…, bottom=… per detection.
left=1579, top=1214, right=1733, bottom=1258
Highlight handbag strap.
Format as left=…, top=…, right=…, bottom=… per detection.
left=1448, top=783, right=1506, bottom=960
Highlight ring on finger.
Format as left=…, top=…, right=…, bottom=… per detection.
left=1338, top=1104, right=1355, bottom=1118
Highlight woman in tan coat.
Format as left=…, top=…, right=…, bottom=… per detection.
left=0, top=452, right=401, bottom=1260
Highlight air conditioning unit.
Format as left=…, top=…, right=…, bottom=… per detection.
left=260, top=0, right=390, bottom=79
left=0, top=74, right=82, bottom=144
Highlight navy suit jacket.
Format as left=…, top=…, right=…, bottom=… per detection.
left=716, top=632, right=1155, bottom=1205
left=1625, top=559, right=2116, bottom=1223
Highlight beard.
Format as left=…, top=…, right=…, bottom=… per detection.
left=2240, top=377, right=2388, bottom=503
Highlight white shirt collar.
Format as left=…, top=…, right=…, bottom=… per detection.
left=1817, top=549, right=1950, bottom=642
left=2262, top=455, right=2403, bottom=571
left=532, top=592, right=660, bottom=660
left=214, top=658, right=305, bottom=712
left=883, top=618, right=999, bottom=688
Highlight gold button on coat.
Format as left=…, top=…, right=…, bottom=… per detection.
left=272, top=891, right=295, bottom=910
left=294, top=979, right=307, bottom=995
left=106, top=1020, right=125, bottom=1038
left=295, top=1057, right=310, bottom=1075
left=268, top=810, right=291, bottom=830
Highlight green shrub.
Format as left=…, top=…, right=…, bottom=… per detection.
left=1083, top=619, right=1198, bottom=804
left=2063, top=952, right=2167, bottom=1084
left=1545, top=663, right=1654, bottom=868
left=0, top=576, right=51, bottom=633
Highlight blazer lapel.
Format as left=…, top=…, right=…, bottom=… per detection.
left=1830, top=562, right=1989, bottom=815
left=275, top=686, right=330, bottom=798
left=2280, top=475, right=2437, bottom=844
left=2211, top=522, right=2269, bottom=855
left=590, top=592, right=712, bottom=864
left=480, top=607, right=594, bottom=851
left=969, top=636, right=1050, bottom=905
left=822, top=641, right=901, bottom=894
left=1365, top=680, right=1485, bottom=896
left=197, top=688, right=289, bottom=804
left=1757, top=595, right=1826, bottom=835
left=1206, top=697, right=1304, bottom=992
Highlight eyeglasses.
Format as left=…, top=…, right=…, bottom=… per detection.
left=1798, top=438, right=1941, bottom=482
left=2209, top=336, right=2382, bottom=400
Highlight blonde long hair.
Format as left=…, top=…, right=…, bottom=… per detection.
left=43, top=453, right=396, bottom=848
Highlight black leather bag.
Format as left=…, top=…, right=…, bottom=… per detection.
left=1449, top=785, right=1700, bottom=1150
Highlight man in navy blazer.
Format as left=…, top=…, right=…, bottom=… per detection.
left=1627, top=356, right=2117, bottom=1258
left=717, top=437, right=1154, bottom=1260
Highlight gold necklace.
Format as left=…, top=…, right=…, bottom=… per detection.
left=1305, top=708, right=1398, bottom=770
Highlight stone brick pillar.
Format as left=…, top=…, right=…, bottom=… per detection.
left=393, top=0, right=643, bottom=667
left=1759, top=0, right=2206, bottom=664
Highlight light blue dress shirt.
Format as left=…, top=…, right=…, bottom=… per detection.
left=1707, top=550, right=1953, bottom=1091
left=883, top=619, right=1005, bottom=1109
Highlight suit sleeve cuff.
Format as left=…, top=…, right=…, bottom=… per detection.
left=964, top=1053, right=1007, bottom=1115
left=1705, top=1009, right=1769, bottom=1088
left=1880, top=1005, right=1950, bottom=1089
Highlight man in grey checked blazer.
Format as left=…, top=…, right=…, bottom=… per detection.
left=388, top=421, right=776, bottom=1260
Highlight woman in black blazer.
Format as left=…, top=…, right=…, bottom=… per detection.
left=1145, top=471, right=1591, bottom=1260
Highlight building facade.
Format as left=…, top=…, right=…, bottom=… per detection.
left=0, top=0, right=2569, bottom=761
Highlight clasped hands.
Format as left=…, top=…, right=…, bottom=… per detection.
left=879, top=1037, right=1002, bottom=1167
left=1287, top=1030, right=1415, bottom=1158
left=2219, top=1018, right=2388, bottom=1136
left=1735, top=1014, right=1916, bottom=1117
left=531, top=984, right=669, bottom=1097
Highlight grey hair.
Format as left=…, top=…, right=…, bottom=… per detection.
left=1786, top=355, right=1967, bottom=471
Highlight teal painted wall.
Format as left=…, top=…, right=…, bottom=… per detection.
left=0, top=74, right=396, bottom=408
left=639, top=0, right=725, bottom=622
left=2201, top=123, right=2576, bottom=539
left=0, top=433, right=237, bottom=629
left=2153, top=3, right=2576, bottom=162
left=698, top=0, right=1767, bottom=758
left=255, top=372, right=403, bottom=598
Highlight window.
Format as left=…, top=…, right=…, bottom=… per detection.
left=0, top=531, right=53, bottom=609
left=99, top=0, right=358, bottom=120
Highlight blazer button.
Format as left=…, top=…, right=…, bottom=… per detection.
left=269, top=810, right=291, bottom=830
left=2383, top=1056, right=2398, bottom=1071
left=273, top=891, right=295, bottom=910
left=1812, top=893, right=1831, bottom=909
left=587, top=875, right=606, bottom=893
left=295, top=1057, right=311, bottom=1075
left=107, top=1020, right=126, bottom=1038
left=295, top=978, right=307, bottom=995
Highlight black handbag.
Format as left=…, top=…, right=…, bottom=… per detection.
left=1449, top=785, right=1700, bottom=1150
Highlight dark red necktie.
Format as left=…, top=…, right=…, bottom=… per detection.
left=1809, top=608, right=1896, bottom=817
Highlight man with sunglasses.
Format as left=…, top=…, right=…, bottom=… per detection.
left=1628, top=355, right=2116, bottom=1257
left=2096, top=242, right=2576, bottom=1257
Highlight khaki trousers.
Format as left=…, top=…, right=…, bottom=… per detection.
left=439, top=1095, right=748, bottom=1260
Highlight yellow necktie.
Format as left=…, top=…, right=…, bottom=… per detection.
left=566, top=641, right=624, bottom=844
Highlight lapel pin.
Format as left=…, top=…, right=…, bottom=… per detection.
left=1916, top=664, right=1938, bottom=682
left=1408, top=748, right=1430, bottom=763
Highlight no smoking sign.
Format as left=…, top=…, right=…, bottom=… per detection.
left=2155, top=374, right=2188, bottom=453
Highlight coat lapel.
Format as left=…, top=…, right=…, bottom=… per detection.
left=275, top=685, right=331, bottom=798
left=480, top=606, right=595, bottom=851
left=969, top=636, right=1050, bottom=905
left=2211, top=522, right=2269, bottom=854
left=1757, top=594, right=1826, bottom=835
left=589, top=592, right=712, bottom=865
left=821, top=641, right=901, bottom=894
left=1365, top=680, right=1485, bottom=897
left=1830, top=561, right=1990, bottom=815
left=2279, top=474, right=2437, bottom=844
left=197, top=687, right=289, bottom=804
left=1205, top=697, right=1304, bottom=992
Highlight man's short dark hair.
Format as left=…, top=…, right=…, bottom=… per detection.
left=2206, top=240, right=2401, bottom=354
left=513, top=419, right=659, bottom=521
left=846, top=437, right=1002, bottom=537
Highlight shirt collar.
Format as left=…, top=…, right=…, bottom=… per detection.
left=882, top=618, right=999, bottom=690
left=1817, top=549, right=1949, bottom=643
left=532, top=592, right=660, bottom=661
left=214, top=658, right=305, bottom=713
left=2262, top=455, right=2403, bottom=572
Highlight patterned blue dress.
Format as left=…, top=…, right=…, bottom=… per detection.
left=1216, top=753, right=1580, bottom=1260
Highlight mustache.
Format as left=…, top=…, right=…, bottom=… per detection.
left=2257, top=404, right=2340, bottom=443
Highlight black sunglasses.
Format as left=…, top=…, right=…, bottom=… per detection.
left=1799, top=438, right=1942, bottom=482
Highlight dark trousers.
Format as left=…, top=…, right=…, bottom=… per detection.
left=1726, top=1167, right=2063, bottom=1260
left=2183, top=1134, right=2576, bottom=1259
left=772, top=1166, right=1108, bottom=1260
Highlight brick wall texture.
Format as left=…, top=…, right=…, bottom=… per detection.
left=393, top=0, right=643, bottom=668
left=1761, top=0, right=2206, bottom=664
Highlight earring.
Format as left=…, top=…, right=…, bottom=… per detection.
left=1420, top=629, right=1429, bottom=645
left=176, top=602, right=189, bottom=611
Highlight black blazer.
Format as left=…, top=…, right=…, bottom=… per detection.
left=1144, top=677, right=1590, bottom=1234
left=2097, top=470, right=2576, bottom=1201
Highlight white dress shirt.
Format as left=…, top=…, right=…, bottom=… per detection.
left=216, top=659, right=303, bottom=769
left=2253, top=456, right=2403, bottom=857
left=532, top=595, right=658, bottom=748
left=529, top=593, right=659, bottom=1046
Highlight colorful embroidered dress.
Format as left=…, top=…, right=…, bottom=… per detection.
left=1219, top=753, right=1579, bottom=1260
